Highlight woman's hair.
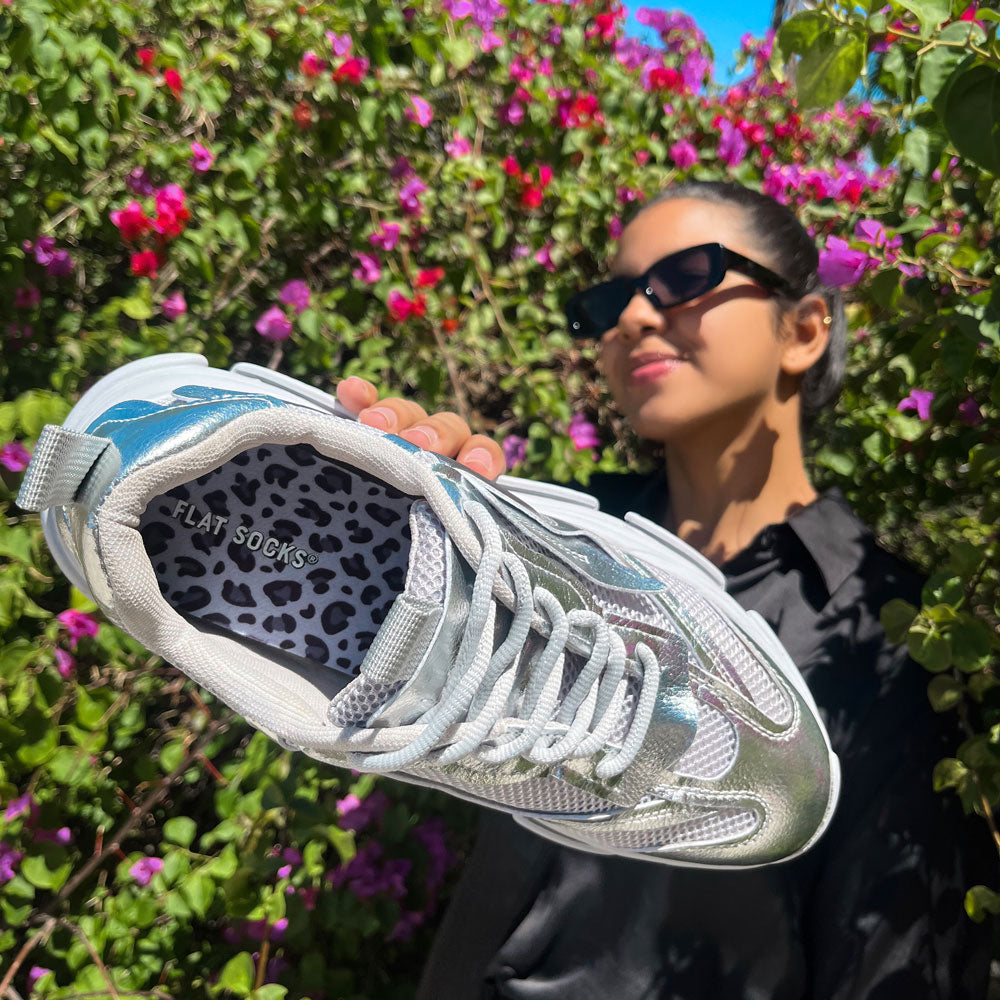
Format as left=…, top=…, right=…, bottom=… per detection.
left=631, top=180, right=847, bottom=434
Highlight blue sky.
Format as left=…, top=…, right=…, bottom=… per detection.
left=623, top=0, right=775, bottom=83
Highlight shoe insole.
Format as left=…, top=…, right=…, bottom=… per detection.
left=138, top=443, right=415, bottom=677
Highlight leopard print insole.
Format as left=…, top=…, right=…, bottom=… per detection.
left=138, top=443, right=416, bottom=677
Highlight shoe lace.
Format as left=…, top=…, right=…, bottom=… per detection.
left=347, top=500, right=662, bottom=779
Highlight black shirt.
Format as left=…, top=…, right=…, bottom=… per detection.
left=416, top=473, right=995, bottom=1000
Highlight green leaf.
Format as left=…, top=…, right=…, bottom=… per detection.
left=777, top=10, right=827, bottom=55
left=920, top=25, right=984, bottom=105
left=219, top=952, right=255, bottom=994
left=443, top=37, right=475, bottom=71
left=927, top=674, right=963, bottom=712
left=965, top=884, right=1000, bottom=922
left=950, top=620, right=994, bottom=673
left=895, top=0, right=950, bottom=34
left=795, top=29, right=866, bottom=109
left=163, top=816, right=197, bottom=848
left=248, top=988, right=288, bottom=1000
left=907, top=627, right=952, bottom=672
left=939, top=63, right=1000, bottom=175
left=932, top=756, right=967, bottom=791
left=180, top=871, right=214, bottom=918
left=880, top=598, right=919, bottom=643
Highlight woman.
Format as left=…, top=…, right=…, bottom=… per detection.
left=336, top=181, right=993, bottom=999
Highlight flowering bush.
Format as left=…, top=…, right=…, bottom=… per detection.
left=1, top=0, right=999, bottom=994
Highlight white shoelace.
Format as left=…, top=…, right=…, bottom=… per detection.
left=347, top=501, right=662, bottom=780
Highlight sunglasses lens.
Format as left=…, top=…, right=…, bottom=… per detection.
left=647, top=245, right=717, bottom=305
left=568, top=280, right=631, bottom=338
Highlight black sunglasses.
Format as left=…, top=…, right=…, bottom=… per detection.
left=565, top=242, right=796, bottom=339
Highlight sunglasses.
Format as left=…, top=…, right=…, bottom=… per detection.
left=564, top=242, right=796, bottom=340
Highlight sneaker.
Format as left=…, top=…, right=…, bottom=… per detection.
left=18, top=354, right=839, bottom=868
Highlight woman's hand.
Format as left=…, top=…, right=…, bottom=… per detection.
left=335, top=376, right=507, bottom=481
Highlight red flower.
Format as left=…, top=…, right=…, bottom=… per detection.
left=130, top=249, right=163, bottom=278
left=416, top=267, right=444, bottom=289
left=293, top=100, right=313, bottom=130
left=110, top=201, right=154, bottom=242
left=648, top=66, right=682, bottom=91
left=502, top=156, right=521, bottom=177
left=410, top=293, right=427, bottom=318
left=137, top=48, right=156, bottom=72
left=332, top=57, right=368, bottom=85
left=442, top=318, right=459, bottom=334
left=520, top=186, right=543, bottom=210
left=163, top=68, right=183, bottom=97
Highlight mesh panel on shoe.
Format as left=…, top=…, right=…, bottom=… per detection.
left=642, top=566, right=793, bottom=727
left=328, top=676, right=406, bottom=725
left=410, top=766, right=620, bottom=814
left=556, top=806, right=758, bottom=850
left=406, top=501, right=447, bottom=604
left=671, top=700, right=737, bottom=779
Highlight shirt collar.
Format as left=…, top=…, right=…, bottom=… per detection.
left=782, top=486, right=869, bottom=599
left=643, top=475, right=867, bottom=601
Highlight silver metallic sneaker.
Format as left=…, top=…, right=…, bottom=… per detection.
left=18, top=354, right=839, bottom=868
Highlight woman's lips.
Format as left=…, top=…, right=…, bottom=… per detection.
left=629, top=357, right=687, bottom=384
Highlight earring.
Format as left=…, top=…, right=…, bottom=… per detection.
left=822, top=315, right=832, bottom=326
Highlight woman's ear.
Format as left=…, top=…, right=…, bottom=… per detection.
left=780, top=294, right=830, bottom=377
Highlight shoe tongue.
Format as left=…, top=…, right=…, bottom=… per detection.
left=327, top=501, right=454, bottom=727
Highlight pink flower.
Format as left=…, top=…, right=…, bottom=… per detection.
left=190, top=141, right=214, bottom=172
left=388, top=909, right=425, bottom=942
left=34, top=826, right=73, bottom=846
left=353, top=253, right=382, bottom=284
left=255, top=305, right=293, bottom=341
left=300, top=50, right=327, bottom=77
left=608, top=216, right=623, bottom=239
left=568, top=413, right=600, bottom=452
left=0, top=441, right=31, bottom=471
left=898, top=388, right=934, bottom=421
left=502, top=435, right=527, bottom=467
left=817, top=237, right=879, bottom=287
left=369, top=222, right=402, bottom=251
left=405, top=95, right=433, bottom=127
left=110, top=201, right=154, bottom=242
left=130, top=856, right=164, bottom=887
left=534, top=244, right=556, bottom=272
left=55, top=648, right=75, bottom=678
left=416, top=267, right=444, bottom=288
left=337, top=789, right=390, bottom=832
left=27, top=967, right=52, bottom=990
left=126, top=167, right=156, bottom=196
left=4, top=793, right=32, bottom=822
left=14, top=285, right=40, bottom=309
left=130, top=249, right=161, bottom=278
left=717, top=119, right=747, bottom=167
left=163, top=67, right=183, bottom=97
left=326, top=31, right=353, bottom=56
left=445, top=131, right=471, bottom=157
left=279, top=279, right=311, bottom=315
left=161, top=290, right=187, bottom=319
left=0, top=843, right=23, bottom=885
left=958, top=397, right=983, bottom=426
left=669, top=139, right=697, bottom=170
left=399, top=176, right=427, bottom=216
left=57, top=609, right=99, bottom=647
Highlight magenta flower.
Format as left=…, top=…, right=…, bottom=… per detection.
left=502, top=435, right=527, bottom=467
left=534, top=244, right=556, bottom=272
left=717, top=120, right=747, bottom=168
left=14, top=285, right=40, bottom=309
left=4, top=793, right=32, bottom=822
left=337, top=789, right=390, bottom=832
left=669, top=139, right=697, bottom=170
left=45, top=249, right=74, bottom=277
left=369, top=222, right=402, bottom=251
left=190, top=141, right=214, bottom=172
left=279, top=279, right=311, bottom=315
left=445, top=131, right=471, bottom=157
left=255, top=305, right=293, bottom=341
left=898, top=388, right=934, bottom=421
left=817, top=237, right=879, bottom=287
left=608, top=216, right=623, bottom=240
left=55, top=648, right=75, bottom=678
left=57, top=609, right=99, bottom=646
left=126, top=166, right=156, bottom=196
left=0, top=843, right=23, bottom=884
left=0, top=441, right=31, bottom=471
left=129, top=856, right=164, bottom=887
left=390, top=156, right=414, bottom=180
left=352, top=253, right=382, bottom=284
left=568, top=413, right=600, bottom=451
left=28, top=967, right=52, bottom=990
left=34, top=826, right=73, bottom=846
left=326, top=31, right=353, bottom=56
left=110, top=201, right=154, bottom=242
left=399, top=176, right=427, bottom=216
left=161, top=290, right=187, bottom=319
left=388, top=909, right=425, bottom=943
left=958, top=397, right=984, bottom=426
left=299, top=50, right=327, bottom=76
left=405, top=95, right=433, bottom=127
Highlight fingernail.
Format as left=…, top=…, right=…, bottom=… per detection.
left=463, top=447, right=493, bottom=476
left=361, top=406, right=393, bottom=430
left=404, top=426, right=436, bottom=449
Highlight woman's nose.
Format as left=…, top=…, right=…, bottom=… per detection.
left=615, top=289, right=663, bottom=342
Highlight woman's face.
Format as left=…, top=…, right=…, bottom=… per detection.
left=598, top=198, right=791, bottom=444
